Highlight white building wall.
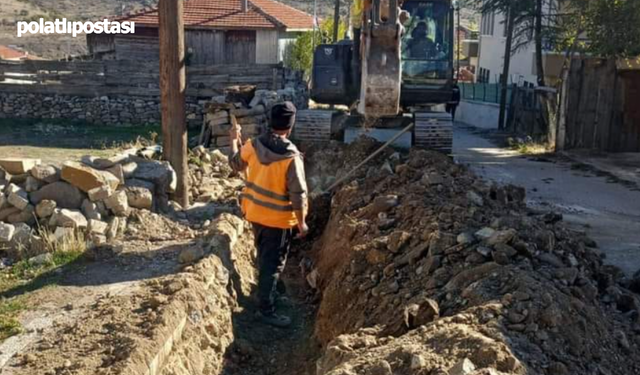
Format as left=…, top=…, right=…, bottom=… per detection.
left=477, top=11, right=540, bottom=86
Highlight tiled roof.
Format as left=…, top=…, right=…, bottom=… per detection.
left=120, top=0, right=314, bottom=30
left=0, top=45, right=27, bottom=60
left=250, top=0, right=316, bottom=30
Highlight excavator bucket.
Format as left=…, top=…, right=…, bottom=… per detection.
left=357, top=0, right=402, bottom=119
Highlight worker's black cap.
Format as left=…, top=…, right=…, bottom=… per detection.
left=270, top=102, right=297, bottom=130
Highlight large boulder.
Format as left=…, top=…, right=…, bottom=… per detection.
left=125, top=187, right=153, bottom=210
left=7, top=205, right=35, bottom=225
left=87, top=185, right=113, bottom=202
left=35, top=200, right=57, bottom=218
left=0, top=158, right=41, bottom=175
left=130, top=157, right=177, bottom=193
left=125, top=178, right=156, bottom=193
left=51, top=209, right=88, bottom=229
left=30, top=164, right=61, bottom=183
left=81, top=199, right=102, bottom=221
left=61, top=161, right=120, bottom=193
left=0, top=207, right=20, bottom=221
left=105, top=190, right=130, bottom=217
left=0, top=222, right=15, bottom=242
left=30, top=181, right=85, bottom=209
left=88, top=219, right=108, bottom=235
left=7, top=189, right=29, bottom=210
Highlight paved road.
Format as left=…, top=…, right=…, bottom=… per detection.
left=453, top=124, right=640, bottom=276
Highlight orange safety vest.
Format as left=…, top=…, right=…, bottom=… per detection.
left=240, top=140, right=299, bottom=229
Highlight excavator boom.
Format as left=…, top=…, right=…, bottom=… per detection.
left=357, top=0, right=403, bottom=118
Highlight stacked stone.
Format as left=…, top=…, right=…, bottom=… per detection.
left=0, top=93, right=205, bottom=129
left=0, top=153, right=177, bottom=261
left=202, top=104, right=268, bottom=154
left=281, top=69, right=309, bottom=110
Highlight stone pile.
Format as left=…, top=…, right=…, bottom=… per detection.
left=304, top=139, right=640, bottom=375
left=199, top=85, right=307, bottom=153
left=0, top=153, right=178, bottom=260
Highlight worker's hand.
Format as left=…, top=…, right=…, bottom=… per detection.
left=229, top=124, right=242, bottom=143
left=229, top=115, right=242, bottom=143
left=296, top=222, right=309, bottom=239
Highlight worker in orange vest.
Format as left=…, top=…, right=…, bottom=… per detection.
left=229, top=102, right=309, bottom=328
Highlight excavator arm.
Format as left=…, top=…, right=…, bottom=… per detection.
left=357, top=0, right=403, bottom=119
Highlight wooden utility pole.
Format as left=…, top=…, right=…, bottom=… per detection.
left=333, top=0, right=341, bottom=42
left=498, top=3, right=516, bottom=130
left=158, top=0, right=189, bottom=208
left=534, top=0, right=545, bottom=87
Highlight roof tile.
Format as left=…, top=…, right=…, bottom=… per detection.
left=120, top=0, right=314, bottom=30
left=0, top=45, right=27, bottom=60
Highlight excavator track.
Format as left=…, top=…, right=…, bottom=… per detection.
left=413, top=111, right=453, bottom=154
left=292, top=109, right=334, bottom=142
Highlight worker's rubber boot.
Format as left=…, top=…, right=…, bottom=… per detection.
left=255, top=311, right=292, bottom=328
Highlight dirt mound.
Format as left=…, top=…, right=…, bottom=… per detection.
left=309, top=145, right=640, bottom=375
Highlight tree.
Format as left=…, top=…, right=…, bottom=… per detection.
left=498, top=3, right=516, bottom=130
left=584, top=0, right=640, bottom=57
left=461, top=0, right=536, bottom=129
left=284, top=19, right=348, bottom=75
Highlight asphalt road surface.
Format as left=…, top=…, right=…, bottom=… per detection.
left=453, top=124, right=640, bottom=276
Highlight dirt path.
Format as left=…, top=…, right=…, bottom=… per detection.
left=221, top=250, right=320, bottom=375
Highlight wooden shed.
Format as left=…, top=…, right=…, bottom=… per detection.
left=87, top=0, right=314, bottom=64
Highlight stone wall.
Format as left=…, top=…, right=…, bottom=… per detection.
left=0, top=93, right=206, bottom=128
left=0, top=68, right=308, bottom=129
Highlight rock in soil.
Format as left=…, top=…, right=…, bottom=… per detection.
left=306, top=141, right=640, bottom=375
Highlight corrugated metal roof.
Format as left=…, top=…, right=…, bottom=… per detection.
left=120, top=0, right=314, bottom=30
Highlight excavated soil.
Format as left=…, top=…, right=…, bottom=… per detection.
left=305, top=142, right=640, bottom=375
left=3, top=138, right=640, bottom=375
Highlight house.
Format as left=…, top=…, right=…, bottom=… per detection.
left=456, top=25, right=478, bottom=42
left=476, top=4, right=565, bottom=85
left=455, top=24, right=479, bottom=76
left=0, top=45, right=29, bottom=61
left=87, top=0, right=315, bottom=65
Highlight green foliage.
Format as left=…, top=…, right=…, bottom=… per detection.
left=0, top=299, right=25, bottom=341
left=584, top=0, right=640, bottom=57
left=463, top=0, right=640, bottom=58
left=284, top=19, right=348, bottom=75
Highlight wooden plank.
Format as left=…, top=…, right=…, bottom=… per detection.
left=256, top=30, right=279, bottom=64
left=0, top=60, right=104, bottom=74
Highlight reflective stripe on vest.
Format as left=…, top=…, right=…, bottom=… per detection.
left=240, top=140, right=298, bottom=229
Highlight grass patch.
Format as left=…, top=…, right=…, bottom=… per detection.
left=0, top=118, right=161, bottom=150
left=508, top=137, right=551, bottom=155
left=0, top=299, right=26, bottom=341
left=0, top=231, right=87, bottom=342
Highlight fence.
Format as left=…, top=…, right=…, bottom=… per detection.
left=505, top=85, right=551, bottom=141
left=558, top=58, right=640, bottom=152
left=0, top=60, right=285, bottom=98
left=459, top=82, right=514, bottom=105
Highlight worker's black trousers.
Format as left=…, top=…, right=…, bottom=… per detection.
left=251, top=222, right=294, bottom=314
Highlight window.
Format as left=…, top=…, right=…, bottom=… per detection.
left=480, top=11, right=495, bottom=36
left=400, top=1, right=453, bottom=81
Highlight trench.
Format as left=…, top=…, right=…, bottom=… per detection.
left=156, top=144, right=345, bottom=375
left=156, top=139, right=640, bottom=375
left=216, top=191, right=335, bottom=375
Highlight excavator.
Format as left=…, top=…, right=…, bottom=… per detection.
left=294, top=0, right=459, bottom=153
